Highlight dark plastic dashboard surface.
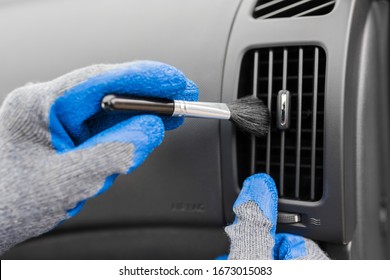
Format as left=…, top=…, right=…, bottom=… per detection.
left=1, top=0, right=390, bottom=260
left=0, top=0, right=241, bottom=259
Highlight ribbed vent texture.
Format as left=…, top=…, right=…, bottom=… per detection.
left=253, top=0, right=336, bottom=19
left=236, top=46, right=326, bottom=201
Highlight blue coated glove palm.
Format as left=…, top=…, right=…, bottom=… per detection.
left=0, top=61, right=198, bottom=255
left=225, top=174, right=329, bottom=260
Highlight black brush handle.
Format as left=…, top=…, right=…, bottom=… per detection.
left=102, top=94, right=175, bottom=115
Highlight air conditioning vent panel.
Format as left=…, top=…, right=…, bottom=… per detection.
left=253, top=0, right=336, bottom=19
left=236, top=46, right=326, bottom=202
left=222, top=0, right=365, bottom=245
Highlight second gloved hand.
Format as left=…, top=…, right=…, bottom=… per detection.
left=0, top=61, right=198, bottom=255
left=225, top=173, right=329, bottom=260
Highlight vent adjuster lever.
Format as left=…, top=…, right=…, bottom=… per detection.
left=277, top=90, right=291, bottom=130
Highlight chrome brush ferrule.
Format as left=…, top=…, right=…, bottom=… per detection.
left=173, top=100, right=230, bottom=119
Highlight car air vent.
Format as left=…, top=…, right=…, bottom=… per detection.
left=236, top=46, right=326, bottom=201
left=253, top=0, right=336, bottom=19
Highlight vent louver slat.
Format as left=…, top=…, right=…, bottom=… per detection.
left=236, top=46, right=326, bottom=201
left=253, top=0, right=336, bottom=19
left=295, top=47, right=303, bottom=198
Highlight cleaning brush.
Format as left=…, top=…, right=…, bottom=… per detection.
left=101, top=95, right=269, bottom=137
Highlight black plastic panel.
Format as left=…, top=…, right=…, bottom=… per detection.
left=221, top=0, right=369, bottom=245
left=2, top=227, right=229, bottom=260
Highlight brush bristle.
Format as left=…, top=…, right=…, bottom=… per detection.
left=227, top=96, right=270, bottom=137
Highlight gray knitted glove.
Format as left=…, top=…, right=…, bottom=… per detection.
left=225, top=173, right=329, bottom=260
left=0, top=61, right=198, bottom=255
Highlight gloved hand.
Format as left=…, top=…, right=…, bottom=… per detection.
left=225, top=173, right=329, bottom=260
left=0, top=61, right=198, bottom=255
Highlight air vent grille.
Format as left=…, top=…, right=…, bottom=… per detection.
left=236, top=46, right=326, bottom=201
left=253, top=0, right=336, bottom=19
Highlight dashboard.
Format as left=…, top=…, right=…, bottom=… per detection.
left=1, top=0, right=389, bottom=259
